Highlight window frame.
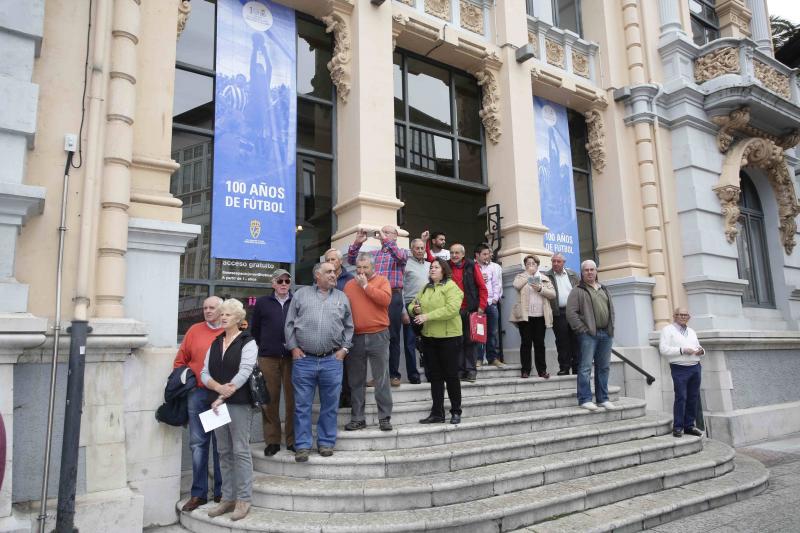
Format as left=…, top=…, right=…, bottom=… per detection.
left=689, top=0, right=720, bottom=46
left=567, top=109, right=597, bottom=264
left=551, top=0, right=583, bottom=36
left=736, top=172, right=775, bottom=308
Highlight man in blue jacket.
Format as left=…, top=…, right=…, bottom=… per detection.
left=251, top=269, right=295, bottom=456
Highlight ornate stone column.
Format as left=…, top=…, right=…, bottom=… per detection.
left=745, top=0, right=772, bottom=55
left=328, top=0, right=403, bottom=248
left=657, top=0, right=686, bottom=43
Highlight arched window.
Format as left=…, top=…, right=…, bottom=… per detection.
left=736, top=171, right=774, bottom=308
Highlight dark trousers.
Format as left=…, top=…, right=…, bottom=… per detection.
left=670, top=363, right=701, bottom=431
left=518, top=316, right=546, bottom=375
left=388, top=290, right=404, bottom=379
left=459, top=310, right=477, bottom=375
left=553, top=311, right=579, bottom=372
left=423, top=336, right=462, bottom=416
left=402, top=322, right=421, bottom=382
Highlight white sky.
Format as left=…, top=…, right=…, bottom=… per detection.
left=768, top=0, right=800, bottom=24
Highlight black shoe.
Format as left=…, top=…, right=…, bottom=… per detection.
left=684, top=426, right=704, bottom=437
left=287, top=444, right=295, bottom=453
left=409, top=377, right=421, bottom=384
left=379, top=417, right=393, bottom=431
left=345, top=420, right=366, bottom=431
left=450, top=414, right=461, bottom=424
left=672, top=429, right=683, bottom=438
left=466, top=371, right=477, bottom=383
left=264, top=444, right=281, bottom=456
left=557, top=370, right=570, bottom=376
left=419, top=414, right=446, bottom=424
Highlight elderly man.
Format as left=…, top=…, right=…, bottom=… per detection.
left=543, top=253, right=580, bottom=375
left=285, top=262, right=354, bottom=462
left=173, top=296, right=223, bottom=511
left=401, top=239, right=429, bottom=383
left=566, top=260, right=616, bottom=412
left=250, top=269, right=295, bottom=457
left=659, top=307, right=705, bottom=438
left=348, top=226, right=408, bottom=387
left=343, top=254, right=394, bottom=431
left=325, top=247, right=354, bottom=291
left=448, top=243, right=488, bottom=382
left=475, top=243, right=504, bottom=367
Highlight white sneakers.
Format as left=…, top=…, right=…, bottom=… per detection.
left=579, top=401, right=617, bottom=411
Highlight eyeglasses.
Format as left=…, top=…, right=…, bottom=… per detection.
left=675, top=314, right=690, bottom=318
left=274, top=278, right=291, bottom=285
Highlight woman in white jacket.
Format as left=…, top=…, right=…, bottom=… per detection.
left=510, top=255, right=556, bottom=378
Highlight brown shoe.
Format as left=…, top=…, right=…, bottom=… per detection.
left=231, top=500, right=251, bottom=521
left=181, top=496, right=207, bottom=512
left=207, top=500, right=235, bottom=517
left=390, top=377, right=401, bottom=387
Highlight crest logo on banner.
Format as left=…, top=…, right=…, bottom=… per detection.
left=212, top=0, right=296, bottom=262
left=533, top=97, right=581, bottom=270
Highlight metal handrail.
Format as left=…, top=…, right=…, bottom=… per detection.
left=611, top=348, right=655, bottom=385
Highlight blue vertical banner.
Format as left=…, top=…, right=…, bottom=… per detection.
left=212, top=0, right=296, bottom=262
left=533, top=97, right=581, bottom=270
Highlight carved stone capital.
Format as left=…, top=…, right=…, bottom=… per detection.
left=694, top=46, right=740, bottom=83
left=584, top=110, right=606, bottom=173
left=321, top=12, right=351, bottom=104
left=472, top=65, right=501, bottom=144
left=710, top=106, right=750, bottom=152
left=712, top=184, right=741, bottom=243
left=177, top=0, right=191, bottom=41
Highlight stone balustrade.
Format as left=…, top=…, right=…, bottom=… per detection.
left=526, top=16, right=600, bottom=85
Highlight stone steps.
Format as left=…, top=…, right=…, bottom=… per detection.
left=513, top=453, right=769, bottom=533
left=318, top=397, right=646, bottom=451
left=252, top=413, right=673, bottom=479
left=324, top=386, right=620, bottom=426
left=249, top=434, right=703, bottom=512
left=179, top=440, right=740, bottom=532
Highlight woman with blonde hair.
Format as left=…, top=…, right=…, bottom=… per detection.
left=510, top=255, right=556, bottom=378
left=201, top=298, right=257, bottom=521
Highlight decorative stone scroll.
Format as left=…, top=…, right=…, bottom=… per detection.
left=545, top=40, right=565, bottom=69
left=753, top=60, right=791, bottom=99
left=694, top=46, right=740, bottom=83
left=711, top=106, right=800, bottom=153
left=177, top=0, right=191, bottom=40
left=584, top=110, right=606, bottom=172
left=473, top=65, right=501, bottom=144
left=321, top=12, right=351, bottom=104
left=572, top=50, right=590, bottom=78
left=713, top=184, right=742, bottom=243
left=425, top=0, right=451, bottom=21
left=459, top=1, right=484, bottom=35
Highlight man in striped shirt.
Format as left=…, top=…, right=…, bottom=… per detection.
left=348, top=226, right=408, bottom=387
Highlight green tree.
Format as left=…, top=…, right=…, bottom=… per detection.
left=771, top=15, right=799, bottom=50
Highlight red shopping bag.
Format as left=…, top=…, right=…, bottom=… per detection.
left=469, top=312, right=487, bottom=343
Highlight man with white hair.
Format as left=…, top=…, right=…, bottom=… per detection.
left=173, top=296, right=224, bottom=511
left=348, top=226, right=408, bottom=387
left=324, top=248, right=354, bottom=291
left=543, top=252, right=580, bottom=375
left=566, top=260, right=616, bottom=412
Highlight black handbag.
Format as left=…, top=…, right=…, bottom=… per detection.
left=248, top=366, right=270, bottom=408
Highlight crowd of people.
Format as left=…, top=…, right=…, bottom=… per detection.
left=172, top=225, right=703, bottom=520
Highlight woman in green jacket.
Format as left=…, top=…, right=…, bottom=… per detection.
left=409, top=258, right=465, bottom=424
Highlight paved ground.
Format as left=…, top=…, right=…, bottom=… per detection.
left=645, top=433, right=800, bottom=533
left=148, top=433, right=800, bottom=533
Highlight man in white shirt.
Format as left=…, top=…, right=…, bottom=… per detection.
left=543, top=253, right=580, bottom=375
left=475, top=244, right=505, bottom=367
left=659, top=307, right=705, bottom=438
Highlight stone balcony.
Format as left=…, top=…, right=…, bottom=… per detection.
left=526, top=16, right=600, bottom=86
left=394, top=0, right=493, bottom=39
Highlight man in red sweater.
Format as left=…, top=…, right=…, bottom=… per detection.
left=173, top=296, right=223, bottom=511
left=343, top=253, right=394, bottom=431
left=448, top=244, right=488, bottom=383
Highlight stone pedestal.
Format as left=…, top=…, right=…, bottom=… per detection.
left=603, top=276, right=655, bottom=346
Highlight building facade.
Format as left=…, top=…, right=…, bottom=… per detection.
left=0, top=0, right=798, bottom=530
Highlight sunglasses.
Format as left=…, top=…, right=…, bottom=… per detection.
left=274, top=278, right=291, bottom=285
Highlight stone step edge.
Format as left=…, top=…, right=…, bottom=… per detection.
left=252, top=414, right=673, bottom=478
left=331, top=397, right=646, bottom=442
left=178, top=441, right=737, bottom=533
left=248, top=434, right=704, bottom=512
left=516, top=453, right=769, bottom=533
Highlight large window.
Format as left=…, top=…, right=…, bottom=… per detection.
left=568, top=110, right=597, bottom=263
left=689, top=0, right=719, bottom=46
left=393, top=51, right=485, bottom=185
left=526, top=0, right=582, bottom=36
left=736, top=172, right=774, bottom=308
left=172, top=2, right=335, bottom=335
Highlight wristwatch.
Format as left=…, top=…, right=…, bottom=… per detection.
left=341, top=347, right=349, bottom=354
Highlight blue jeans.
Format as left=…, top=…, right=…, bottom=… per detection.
left=577, top=330, right=613, bottom=405
left=482, top=303, right=501, bottom=363
left=292, top=354, right=343, bottom=450
left=388, top=291, right=404, bottom=379
left=402, top=322, right=421, bottom=382
left=670, top=363, right=701, bottom=431
left=187, top=388, right=222, bottom=499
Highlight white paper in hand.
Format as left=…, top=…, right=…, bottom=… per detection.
left=199, top=403, right=231, bottom=433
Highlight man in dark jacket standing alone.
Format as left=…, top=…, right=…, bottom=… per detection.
left=566, top=260, right=616, bottom=412
left=448, top=244, right=488, bottom=382
left=543, top=252, right=580, bottom=375
left=251, top=269, right=295, bottom=456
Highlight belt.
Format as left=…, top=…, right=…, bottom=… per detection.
left=303, top=350, right=336, bottom=357
left=391, top=288, right=403, bottom=293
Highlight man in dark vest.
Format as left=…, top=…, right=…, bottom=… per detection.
left=448, top=243, right=488, bottom=382
left=543, top=252, right=581, bottom=375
